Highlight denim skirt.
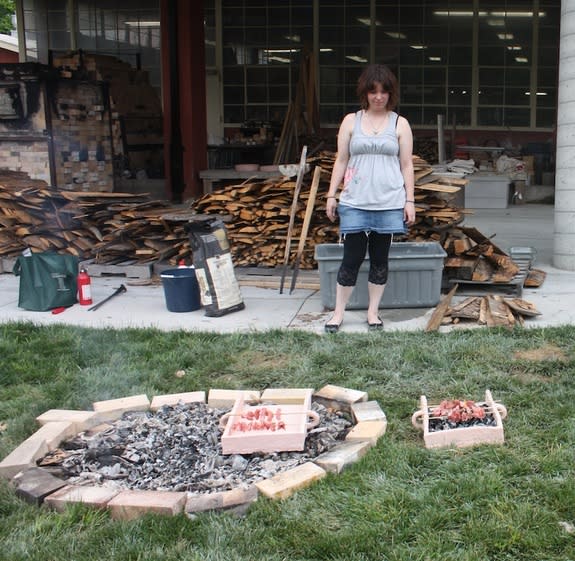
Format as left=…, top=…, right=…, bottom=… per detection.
left=337, top=204, right=407, bottom=235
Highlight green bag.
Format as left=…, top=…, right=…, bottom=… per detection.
left=13, top=252, right=79, bottom=311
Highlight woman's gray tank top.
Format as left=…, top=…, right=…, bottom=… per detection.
left=339, top=110, right=406, bottom=210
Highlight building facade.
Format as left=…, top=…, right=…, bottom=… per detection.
left=16, top=0, right=575, bottom=270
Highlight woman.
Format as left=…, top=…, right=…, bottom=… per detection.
left=324, top=64, right=416, bottom=332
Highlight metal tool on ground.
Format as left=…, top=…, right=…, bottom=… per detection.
left=279, top=145, right=308, bottom=294
left=289, top=165, right=321, bottom=294
left=88, top=284, right=127, bottom=311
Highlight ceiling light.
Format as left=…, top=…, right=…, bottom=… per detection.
left=385, top=31, right=406, bottom=39
left=268, top=56, right=291, bottom=64
left=410, top=45, right=427, bottom=50
left=124, top=21, right=160, bottom=27
left=357, top=17, right=382, bottom=26
left=497, top=33, right=514, bottom=40
left=434, top=10, right=545, bottom=18
left=490, top=11, right=546, bottom=17
left=428, top=56, right=441, bottom=62
left=487, top=19, right=505, bottom=26
left=284, top=35, right=300, bottom=43
left=515, top=57, right=528, bottom=63
left=346, top=55, right=368, bottom=63
left=507, top=45, right=522, bottom=51
left=433, top=11, right=484, bottom=17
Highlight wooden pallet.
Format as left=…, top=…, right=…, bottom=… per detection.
left=235, top=266, right=320, bottom=290
left=80, top=259, right=153, bottom=280
left=448, top=258, right=531, bottom=297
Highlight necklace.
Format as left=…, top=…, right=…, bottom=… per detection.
left=364, top=111, right=388, bottom=135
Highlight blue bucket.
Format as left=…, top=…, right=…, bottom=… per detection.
left=160, top=268, right=201, bottom=312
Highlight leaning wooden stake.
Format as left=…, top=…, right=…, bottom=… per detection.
left=279, top=145, right=308, bottom=294
left=289, top=166, right=321, bottom=294
left=425, top=283, right=458, bottom=332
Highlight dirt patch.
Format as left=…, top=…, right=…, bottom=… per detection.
left=235, top=350, right=292, bottom=371
left=513, top=344, right=568, bottom=363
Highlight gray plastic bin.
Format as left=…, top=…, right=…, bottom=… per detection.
left=314, top=242, right=447, bottom=310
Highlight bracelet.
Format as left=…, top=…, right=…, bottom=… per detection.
left=406, top=200, right=415, bottom=203
left=326, top=196, right=337, bottom=199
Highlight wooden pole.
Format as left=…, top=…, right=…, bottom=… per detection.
left=279, top=145, right=308, bottom=293
left=289, top=165, right=321, bottom=294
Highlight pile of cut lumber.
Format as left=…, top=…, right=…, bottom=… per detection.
left=441, top=226, right=520, bottom=284
left=426, top=284, right=540, bottom=331
left=0, top=170, right=195, bottom=264
left=190, top=151, right=471, bottom=269
left=408, top=155, right=468, bottom=238
left=193, top=159, right=337, bottom=269
left=0, top=152, right=538, bottom=290
left=447, top=295, right=540, bottom=327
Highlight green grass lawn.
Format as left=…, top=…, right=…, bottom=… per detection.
left=1, top=322, right=574, bottom=561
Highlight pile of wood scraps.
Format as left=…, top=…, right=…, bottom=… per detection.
left=190, top=151, right=476, bottom=271
left=426, top=284, right=541, bottom=331
left=193, top=153, right=337, bottom=269
left=441, top=226, right=534, bottom=296
left=408, top=156, right=469, bottom=239
left=406, top=158, right=544, bottom=295
left=0, top=169, right=195, bottom=266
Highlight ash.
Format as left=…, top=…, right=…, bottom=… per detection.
left=39, top=401, right=352, bottom=494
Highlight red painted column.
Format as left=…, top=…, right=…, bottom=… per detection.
left=161, top=0, right=207, bottom=201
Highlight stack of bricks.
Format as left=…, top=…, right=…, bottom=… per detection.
left=51, top=81, right=114, bottom=192
left=0, top=64, right=52, bottom=184
left=52, top=52, right=163, bottom=166
left=0, top=142, right=51, bottom=184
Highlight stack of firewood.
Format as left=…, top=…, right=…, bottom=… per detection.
left=426, top=284, right=541, bottom=331
left=0, top=152, right=475, bottom=270
left=0, top=169, right=195, bottom=264
left=441, top=226, right=520, bottom=284
left=193, top=158, right=336, bottom=269
left=192, top=151, right=470, bottom=269
left=0, top=153, right=542, bottom=292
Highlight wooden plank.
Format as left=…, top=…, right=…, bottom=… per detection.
left=413, top=183, right=461, bottom=194
left=524, top=268, right=546, bottom=288
left=289, top=166, right=321, bottom=293
left=279, top=145, right=308, bottom=294
left=425, top=284, right=459, bottom=332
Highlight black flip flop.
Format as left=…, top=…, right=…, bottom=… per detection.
left=324, top=321, right=342, bottom=333
left=367, top=318, right=384, bottom=331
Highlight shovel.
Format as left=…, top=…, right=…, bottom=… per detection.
left=88, top=284, right=127, bottom=311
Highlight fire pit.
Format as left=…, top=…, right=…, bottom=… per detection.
left=0, top=385, right=385, bottom=519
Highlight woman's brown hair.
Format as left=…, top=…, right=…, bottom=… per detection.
left=356, top=64, right=399, bottom=111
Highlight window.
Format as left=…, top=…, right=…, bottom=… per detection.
left=222, top=0, right=312, bottom=125
left=21, top=0, right=161, bottom=91
left=476, top=1, right=534, bottom=127
left=318, top=1, right=370, bottom=122
left=217, top=0, right=559, bottom=130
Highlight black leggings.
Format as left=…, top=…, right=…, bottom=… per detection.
left=336, top=232, right=392, bottom=286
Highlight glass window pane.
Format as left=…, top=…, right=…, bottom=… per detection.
left=219, top=0, right=560, bottom=130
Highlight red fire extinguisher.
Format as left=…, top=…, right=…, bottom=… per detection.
left=77, top=267, right=93, bottom=306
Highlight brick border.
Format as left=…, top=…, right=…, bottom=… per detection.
left=1, top=385, right=387, bottom=520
